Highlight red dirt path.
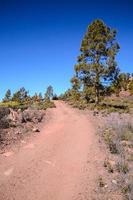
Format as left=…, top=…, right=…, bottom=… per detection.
left=0, top=101, right=121, bottom=200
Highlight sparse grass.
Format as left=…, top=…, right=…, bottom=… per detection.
left=116, top=161, right=129, bottom=174
left=101, top=113, right=133, bottom=147
left=68, top=95, right=133, bottom=114
left=104, top=159, right=114, bottom=173
left=103, top=128, right=120, bottom=154
left=69, top=99, right=89, bottom=110
left=38, top=100, right=56, bottom=110
left=0, top=101, right=19, bottom=107
left=98, top=176, right=106, bottom=187
left=120, top=131, right=133, bottom=141
left=121, top=184, right=131, bottom=195
left=0, top=101, right=29, bottom=110
left=96, top=102, right=129, bottom=113
left=120, top=176, right=133, bottom=200
left=127, top=154, right=133, bottom=162
left=98, top=112, right=133, bottom=200
left=0, top=100, right=56, bottom=111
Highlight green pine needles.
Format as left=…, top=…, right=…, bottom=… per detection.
left=73, top=19, right=120, bottom=104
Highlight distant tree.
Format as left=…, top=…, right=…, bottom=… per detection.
left=119, top=73, right=130, bottom=91
left=58, top=89, right=72, bottom=101
left=70, top=76, right=81, bottom=101
left=12, top=87, right=29, bottom=103
left=44, top=85, right=53, bottom=101
left=3, top=89, right=11, bottom=102
left=32, top=93, right=39, bottom=102
left=74, top=19, right=120, bottom=104
left=110, top=72, right=131, bottom=96
left=38, top=92, right=43, bottom=102
left=110, top=78, right=122, bottom=96
left=19, top=87, right=29, bottom=101
left=12, top=91, right=20, bottom=102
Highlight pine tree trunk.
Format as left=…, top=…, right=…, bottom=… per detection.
left=95, top=71, right=100, bottom=105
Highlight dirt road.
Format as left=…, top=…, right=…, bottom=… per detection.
left=0, top=101, right=106, bottom=200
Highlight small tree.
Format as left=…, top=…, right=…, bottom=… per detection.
left=32, top=93, right=39, bottom=102
left=12, top=91, right=20, bottom=102
left=74, top=19, right=120, bottom=104
left=118, top=73, right=130, bottom=91
left=3, top=89, right=11, bottom=102
left=70, top=76, right=81, bottom=102
left=38, top=92, right=43, bottom=102
left=70, top=76, right=80, bottom=91
left=12, top=87, right=29, bottom=103
left=44, top=85, right=53, bottom=101
left=110, top=72, right=131, bottom=96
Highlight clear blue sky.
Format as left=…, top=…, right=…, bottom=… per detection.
left=0, top=0, right=133, bottom=99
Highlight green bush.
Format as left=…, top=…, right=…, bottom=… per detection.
left=0, top=101, right=29, bottom=110
left=30, top=100, right=55, bottom=110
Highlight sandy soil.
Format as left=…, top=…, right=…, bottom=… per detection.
left=0, top=101, right=122, bottom=200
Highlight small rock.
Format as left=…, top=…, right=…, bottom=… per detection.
left=15, top=131, right=22, bottom=135
left=21, top=140, right=26, bottom=144
left=112, top=179, right=117, bottom=184
left=104, top=184, right=108, bottom=188
left=32, top=127, right=40, bottom=132
left=3, top=151, right=14, bottom=157
left=22, top=108, right=45, bottom=123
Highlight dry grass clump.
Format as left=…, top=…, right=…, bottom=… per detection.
left=99, top=112, right=133, bottom=199
left=102, top=113, right=133, bottom=152
left=104, top=158, right=114, bottom=173
left=119, top=175, right=133, bottom=200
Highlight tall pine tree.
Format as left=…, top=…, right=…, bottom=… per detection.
left=3, top=89, right=11, bottom=102
left=74, top=19, right=120, bottom=104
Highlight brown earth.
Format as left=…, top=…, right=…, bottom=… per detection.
left=0, top=101, right=123, bottom=200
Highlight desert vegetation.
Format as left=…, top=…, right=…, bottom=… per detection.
left=95, top=113, right=133, bottom=200
left=0, top=18, right=132, bottom=200
left=0, top=85, right=56, bottom=150
left=61, top=19, right=133, bottom=114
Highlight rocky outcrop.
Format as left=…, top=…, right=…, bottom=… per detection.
left=0, top=107, right=10, bottom=129
left=0, top=107, right=45, bottom=149
left=22, top=108, right=45, bottom=123
left=5, top=108, right=45, bottom=126
left=32, top=127, right=40, bottom=132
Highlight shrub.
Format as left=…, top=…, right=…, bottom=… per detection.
left=0, top=101, right=31, bottom=111
left=129, top=80, right=133, bottom=95
left=0, top=107, right=10, bottom=129
left=99, top=112, right=133, bottom=199
left=52, top=94, right=58, bottom=100
left=41, top=100, right=56, bottom=110
left=0, top=107, right=10, bottom=119
left=30, top=100, right=55, bottom=110
left=120, top=131, right=133, bottom=141
left=103, top=129, right=119, bottom=154
left=104, top=159, right=114, bottom=173
left=22, top=108, right=45, bottom=123
left=116, top=161, right=129, bottom=174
